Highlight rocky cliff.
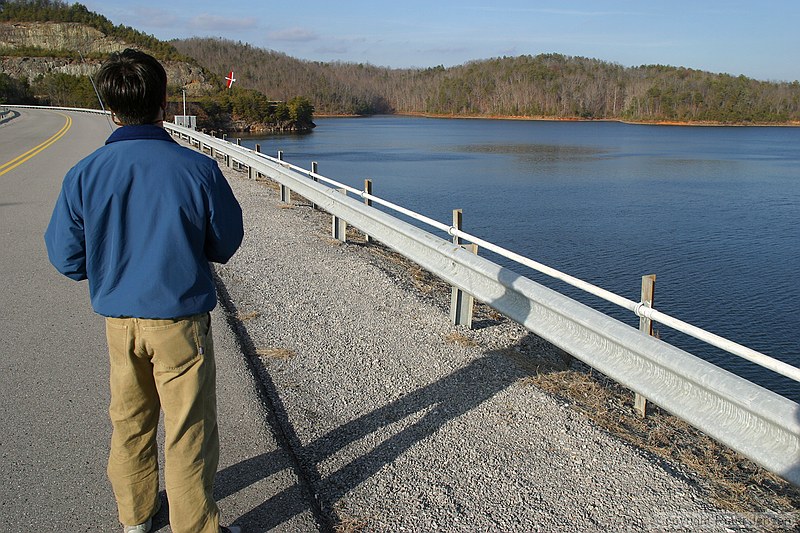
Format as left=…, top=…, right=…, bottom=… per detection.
left=1, top=21, right=124, bottom=53
left=0, top=21, right=214, bottom=94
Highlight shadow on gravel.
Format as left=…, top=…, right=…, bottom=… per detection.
left=302, top=349, right=528, bottom=506
left=211, top=268, right=555, bottom=531
left=213, top=273, right=331, bottom=532
left=213, top=346, right=532, bottom=532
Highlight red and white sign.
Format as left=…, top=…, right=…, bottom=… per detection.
left=225, top=70, right=236, bottom=89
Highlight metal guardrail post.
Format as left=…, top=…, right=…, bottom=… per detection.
left=332, top=189, right=348, bottom=242
left=233, top=138, right=241, bottom=170
left=310, top=162, right=319, bottom=210
left=280, top=184, right=291, bottom=203
left=635, top=274, right=656, bottom=418
left=255, top=144, right=262, bottom=178
left=364, top=179, right=373, bottom=243
left=278, top=151, right=292, bottom=203
left=450, top=209, right=476, bottom=328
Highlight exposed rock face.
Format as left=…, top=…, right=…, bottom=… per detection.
left=1, top=55, right=97, bottom=78
left=0, top=21, right=125, bottom=53
left=0, top=22, right=215, bottom=94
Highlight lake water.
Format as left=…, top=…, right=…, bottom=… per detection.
left=242, top=116, right=800, bottom=402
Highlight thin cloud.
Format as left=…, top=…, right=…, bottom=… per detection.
left=314, top=44, right=350, bottom=55
left=126, top=7, right=179, bottom=28
left=466, top=6, right=637, bottom=17
left=189, top=14, right=258, bottom=31
left=268, top=27, right=318, bottom=42
left=417, top=45, right=470, bottom=56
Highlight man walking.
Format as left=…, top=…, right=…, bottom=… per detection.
left=45, top=49, right=244, bottom=533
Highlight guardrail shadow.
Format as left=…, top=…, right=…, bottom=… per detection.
left=211, top=273, right=549, bottom=531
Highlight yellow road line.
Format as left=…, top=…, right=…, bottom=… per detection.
left=0, top=112, right=73, bottom=176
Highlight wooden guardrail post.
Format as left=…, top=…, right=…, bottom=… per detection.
left=364, top=179, right=373, bottom=243
left=332, top=189, right=347, bottom=242
left=635, top=274, right=657, bottom=418
left=450, top=209, right=476, bottom=328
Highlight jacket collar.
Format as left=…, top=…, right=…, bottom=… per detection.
left=105, top=124, right=178, bottom=145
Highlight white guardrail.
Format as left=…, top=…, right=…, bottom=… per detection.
left=163, top=121, right=799, bottom=488
left=11, top=106, right=799, bottom=486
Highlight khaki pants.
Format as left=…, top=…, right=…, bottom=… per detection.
left=105, top=313, right=220, bottom=533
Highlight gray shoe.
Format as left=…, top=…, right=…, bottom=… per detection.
left=221, top=526, right=241, bottom=533
left=122, top=498, right=161, bottom=533
left=123, top=521, right=152, bottom=533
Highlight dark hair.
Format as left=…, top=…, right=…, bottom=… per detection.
left=96, top=49, right=167, bottom=125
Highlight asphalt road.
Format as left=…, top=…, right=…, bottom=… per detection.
left=0, top=108, right=321, bottom=532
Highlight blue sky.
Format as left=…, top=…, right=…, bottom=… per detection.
left=80, top=0, right=800, bottom=82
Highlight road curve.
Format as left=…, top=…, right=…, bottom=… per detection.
left=0, top=108, right=321, bottom=532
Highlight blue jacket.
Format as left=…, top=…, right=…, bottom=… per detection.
left=44, top=125, right=243, bottom=318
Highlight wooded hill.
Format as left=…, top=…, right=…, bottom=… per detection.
left=3, top=0, right=799, bottom=126
left=173, top=37, right=800, bottom=125
left=0, top=0, right=314, bottom=132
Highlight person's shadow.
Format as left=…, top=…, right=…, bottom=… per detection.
left=195, top=347, right=531, bottom=532
left=146, top=257, right=553, bottom=531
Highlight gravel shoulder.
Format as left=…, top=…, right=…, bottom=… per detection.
left=211, top=161, right=786, bottom=532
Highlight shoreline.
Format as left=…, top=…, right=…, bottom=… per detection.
left=318, top=111, right=800, bottom=127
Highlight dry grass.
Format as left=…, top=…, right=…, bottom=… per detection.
left=277, top=203, right=295, bottom=209
left=332, top=515, right=370, bottom=533
left=408, top=265, right=435, bottom=294
left=345, top=226, right=369, bottom=244
left=236, top=310, right=260, bottom=321
left=323, top=237, right=344, bottom=247
left=255, top=347, right=296, bottom=360
left=255, top=176, right=280, bottom=191
left=368, top=244, right=450, bottom=298
left=521, top=368, right=800, bottom=523
left=331, top=502, right=373, bottom=533
left=445, top=331, right=478, bottom=347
